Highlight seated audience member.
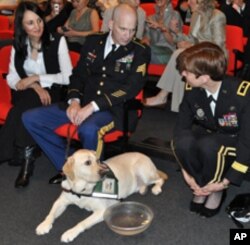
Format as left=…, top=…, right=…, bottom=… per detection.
left=220, top=0, right=250, bottom=37
left=142, top=0, right=183, bottom=64
left=44, top=0, right=73, bottom=33
left=57, top=0, right=100, bottom=52
left=96, top=0, right=118, bottom=16
left=175, top=0, right=192, bottom=25
left=172, top=41, right=250, bottom=218
left=101, top=0, right=146, bottom=39
left=0, top=1, right=72, bottom=188
left=22, top=4, right=150, bottom=185
left=144, top=0, right=227, bottom=112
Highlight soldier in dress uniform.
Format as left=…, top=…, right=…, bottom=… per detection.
left=172, top=41, right=250, bottom=218
left=22, top=3, right=151, bottom=185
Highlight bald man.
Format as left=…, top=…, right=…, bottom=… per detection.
left=22, top=3, right=151, bottom=186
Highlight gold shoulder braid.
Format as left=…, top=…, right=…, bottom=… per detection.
left=237, top=80, right=250, bottom=96
left=185, top=83, right=192, bottom=91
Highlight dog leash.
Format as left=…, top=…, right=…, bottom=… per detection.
left=65, top=124, right=79, bottom=160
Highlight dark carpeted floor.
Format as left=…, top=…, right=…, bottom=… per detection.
left=0, top=107, right=249, bottom=245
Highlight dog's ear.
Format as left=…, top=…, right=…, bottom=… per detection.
left=63, top=156, right=75, bottom=181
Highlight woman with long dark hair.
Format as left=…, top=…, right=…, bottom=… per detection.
left=0, top=1, right=72, bottom=188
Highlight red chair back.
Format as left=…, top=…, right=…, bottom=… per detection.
left=0, top=45, right=13, bottom=124
left=0, top=29, right=14, bottom=39
left=0, top=15, right=10, bottom=30
left=140, top=3, right=155, bottom=16
left=69, top=51, right=80, bottom=68
left=225, top=25, right=244, bottom=75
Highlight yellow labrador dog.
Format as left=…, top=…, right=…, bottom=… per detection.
left=36, top=149, right=167, bottom=243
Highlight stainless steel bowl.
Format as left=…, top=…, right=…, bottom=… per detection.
left=104, top=201, right=154, bottom=236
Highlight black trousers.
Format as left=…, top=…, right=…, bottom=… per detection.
left=0, top=86, right=62, bottom=160
left=173, top=128, right=237, bottom=187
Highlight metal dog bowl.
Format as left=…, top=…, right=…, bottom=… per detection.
left=104, top=201, right=154, bottom=236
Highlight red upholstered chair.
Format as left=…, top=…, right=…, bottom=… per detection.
left=0, top=45, right=13, bottom=125
left=140, top=3, right=155, bottom=16
left=69, top=50, right=80, bottom=67
left=0, top=29, right=14, bottom=40
left=0, top=15, right=10, bottom=30
left=225, top=25, right=244, bottom=76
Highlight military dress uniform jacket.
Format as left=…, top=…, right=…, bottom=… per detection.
left=66, top=33, right=151, bottom=131
left=174, top=76, right=250, bottom=185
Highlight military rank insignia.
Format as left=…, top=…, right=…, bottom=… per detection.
left=237, top=81, right=250, bottom=96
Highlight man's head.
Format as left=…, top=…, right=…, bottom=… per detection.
left=176, top=42, right=227, bottom=86
left=108, top=3, right=137, bottom=46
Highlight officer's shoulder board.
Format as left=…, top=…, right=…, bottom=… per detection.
left=185, top=83, right=192, bottom=91
left=237, top=80, right=250, bottom=96
left=132, top=39, right=146, bottom=49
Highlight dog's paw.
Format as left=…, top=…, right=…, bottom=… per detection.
left=139, top=186, right=148, bottom=195
left=36, top=221, right=52, bottom=235
left=61, top=228, right=79, bottom=243
left=151, top=186, right=162, bottom=195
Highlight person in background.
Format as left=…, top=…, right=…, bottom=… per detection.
left=44, top=0, right=73, bottom=33
left=96, top=0, right=118, bottom=16
left=175, top=0, right=192, bottom=25
left=172, top=41, right=250, bottom=217
left=101, top=0, right=146, bottom=39
left=0, top=1, right=72, bottom=188
left=57, top=0, right=100, bottom=52
left=22, top=3, right=150, bottom=185
left=220, top=0, right=250, bottom=37
left=144, top=0, right=226, bottom=112
left=142, top=0, right=183, bottom=64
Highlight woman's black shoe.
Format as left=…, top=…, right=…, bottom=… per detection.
left=14, top=145, right=38, bottom=188
left=49, top=172, right=65, bottom=184
left=200, top=191, right=227, bottom=218
left=190, top=201, right=204, bottom=214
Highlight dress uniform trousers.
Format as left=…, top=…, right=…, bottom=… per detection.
left=22, top=104, right=114, bottom=170
left=173, top=128, right=237, bottom=187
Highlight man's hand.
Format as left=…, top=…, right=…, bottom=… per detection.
left=67, top=102, right=95, bottom=125
left=66, top=100, right=81, bottom=124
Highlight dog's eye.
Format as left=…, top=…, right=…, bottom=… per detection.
left=85, top=160, right=91, bottom=166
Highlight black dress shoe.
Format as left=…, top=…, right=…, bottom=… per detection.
left=200, top=191, right=227, bottom=218
left=49, top=173, right=65, bottom=184
left=190, top=201, right=204, bottom=214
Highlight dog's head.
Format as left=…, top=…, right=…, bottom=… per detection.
left=62, top=149, right=108, bottom=193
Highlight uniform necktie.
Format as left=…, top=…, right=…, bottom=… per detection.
left=208, top=95, right=216, bottom=115
left=207, top=95, right=216, bottom=104
left=106, top=44, right=116, bottom=59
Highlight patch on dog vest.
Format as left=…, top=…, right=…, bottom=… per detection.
left=92, top=170, right=119, bottom=199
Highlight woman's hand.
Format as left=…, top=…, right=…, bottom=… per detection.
left=31, top=83, right=51, bottom=106
left=177, top=40, right=193, bottom=49
left=16, top=75, right=39, bottom=90
left=181, top=169, right=200, bottom=191
left=201, top=179, right=230, bottom=193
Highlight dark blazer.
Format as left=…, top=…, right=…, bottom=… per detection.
left=174, top=76, right=250, bottom=185
left=67, top=33, right=151, bottom=131
left=220, top=2, right=250, bottom=37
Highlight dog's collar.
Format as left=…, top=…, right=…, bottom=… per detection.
left=62, top=165, right=120, bottom=200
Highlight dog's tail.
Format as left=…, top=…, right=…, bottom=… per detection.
left=157, top=170, right=168, bottom=181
